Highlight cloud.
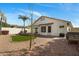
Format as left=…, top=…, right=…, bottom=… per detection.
left=5, top=8, right=42, bottom=26
left=14, top=8, right=42, bottom=17
left=32, top=11, right=41, bottom=16
left=35, top=3, right=78, bottom=12
left=5, top=13, right=30, bottom=26
left=37, top=3, right=79, bottom=12
left=71, top=19, right=79, bottom=27
left=58, top=4, right=72, bottom=10
left=35, top=4, right=56, bottom=8
left=11, top=6, right=53, bottom=18
left=58, top=3, right=79, bottom=12
left=36, top=3, right=60, bottom=9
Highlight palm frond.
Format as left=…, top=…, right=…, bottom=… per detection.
left=18, top=15, right=29, bottom=21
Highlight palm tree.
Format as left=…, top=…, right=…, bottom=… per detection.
left=18, top=15, right=29, bottom=34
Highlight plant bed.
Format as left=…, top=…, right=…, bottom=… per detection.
left=59, top=33, right=65, bottom=37
left=66, top=32, right=79, bottom=44
left=68, top=40, right=78, bottom=44
left=12, top=35, right=36, bottom=42
left=1, top=30, right=9, bottom=35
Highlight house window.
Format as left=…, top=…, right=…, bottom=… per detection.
left=48, top=26, right=51, bottom=33
left=59, top=25, right=64, bottom=28
left=59, top=33, right=65, bottom=37
left=41, top=26, right=46, bottom=32
left=67, top=23, right=70, bottom=26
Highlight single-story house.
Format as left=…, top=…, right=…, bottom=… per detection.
left=32, top=16, right=73, bottom=37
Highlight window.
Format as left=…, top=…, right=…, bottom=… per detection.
left=59, top=25, right=64, bottom=28
left=35, top=28, right=38, bottom=33
left=48, top=26, right=51, bottom=33
left=41, top=26, right=46, bottom=32
left=59, top=33, right=65, bottom=37
left=67, top=23, right=70, bottom=26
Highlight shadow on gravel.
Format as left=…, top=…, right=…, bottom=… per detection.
left=30, top=39, right=79, bottom=56
left=0, top=39, right=79, bottom=56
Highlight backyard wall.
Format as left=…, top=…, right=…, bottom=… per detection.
left=71, top=28, right=79, bottom=32
left=2, top=27, right=31, bottom=35
left=66, top=32, right=79, bottom=42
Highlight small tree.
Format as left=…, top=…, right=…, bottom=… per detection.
left=18, top=15, right=29, bottom=34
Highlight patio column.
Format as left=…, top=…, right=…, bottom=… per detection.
left=46, top=25, right=48, bottom=35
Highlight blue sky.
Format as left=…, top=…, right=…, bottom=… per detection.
left=0, top=3, right=79, bottom=27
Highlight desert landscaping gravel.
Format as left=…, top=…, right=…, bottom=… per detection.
left=0, top=35, right=79, bottom=56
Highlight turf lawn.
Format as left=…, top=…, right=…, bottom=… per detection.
left=12, top=35, right=36, bottom=42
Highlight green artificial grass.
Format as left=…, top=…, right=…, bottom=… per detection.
left=12, top=35, right=36, bottom=42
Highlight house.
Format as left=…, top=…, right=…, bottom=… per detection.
left=32, top=16, right=73, bottom=37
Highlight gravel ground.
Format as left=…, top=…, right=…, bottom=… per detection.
left=0, top=35, right=79, bottom=56
left=0, top=35, right=51, bottom=53
left=31, top=39, right=79, bottom=56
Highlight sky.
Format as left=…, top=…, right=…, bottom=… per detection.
left=0, top=3, right=79, bottom=27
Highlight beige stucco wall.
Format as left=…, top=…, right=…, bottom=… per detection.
left=52, top=21, right=67, bottom=36
left=2, top=27, right=31, bottom=35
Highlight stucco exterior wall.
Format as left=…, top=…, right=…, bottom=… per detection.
left=49, top=21, right=68, bottom=36
left=2, top=27, right=31, bottom=35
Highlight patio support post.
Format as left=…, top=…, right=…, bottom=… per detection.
left=29, top=4, right=33, bottom=50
